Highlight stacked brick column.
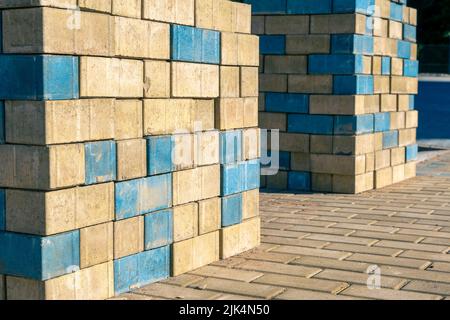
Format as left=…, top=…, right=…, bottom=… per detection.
left=0, top=0, right=260, bottom=300
left=249, top=0, right=419, bottom=193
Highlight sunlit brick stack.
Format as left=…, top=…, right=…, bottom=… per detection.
left=247, top=0, right=418, bottom=193
left=0, top=0, right=260, bottom=300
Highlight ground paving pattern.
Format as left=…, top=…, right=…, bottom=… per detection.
left=115, top=152, right=450, bottom=300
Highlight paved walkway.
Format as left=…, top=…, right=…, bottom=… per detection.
left=115, top=153, right=450, bottom=300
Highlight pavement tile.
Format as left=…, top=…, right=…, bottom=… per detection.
left=313, top=269, right=406, bottom=289
left=341, top=285, right=443, bottom=300
left=345, top=253, right=431, bottom=269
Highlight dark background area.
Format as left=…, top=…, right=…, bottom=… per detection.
left=409, top=0, right=450, bottom=73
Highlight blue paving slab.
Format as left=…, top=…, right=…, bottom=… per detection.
left=0, top=230, right=80, bottom=280
left=265, top=92, right=309, bottom=114
left=390, top=2, right=403, bottom=22
left=382, top=56, right=391, bottom=75
left=144, top=209, right=173, bottom=251
left=221, top=193, right=243, bottom=227
left=374, top=112, right=391, bottom=132
left=147, top=136, right=173, bottom=176
left=171, top=25, right=220, bottom=64
left=260, top=35, right=286, bottom=55
left=85, top=141, right=117, bottom=185
left=243, top=0, right=287, bottom=14
left=0, top=101, right=4, bottom=144
left=309, top=54, right=366, bottom=75
left=287, top=0, right=332, bottom=14
left=0, top=189, right=5, bottom=231
left=288, top=171, right=311, bottom=191
left=334, top=114, right=374, bottom=135
left=242, top=159, right=261, bottom=191
left=220, top=130, right=243, bottom=165
left=0, top=55, right=79, bottom=100
left=331, top=34, right=373, bottom=55
left=114, top=246, right=171, bottom=295
left=406, top=144, right=418, bottom=162
left=288, top=114, right=334, bottom=135
left=382, top=130, right=399, bottom=149
left=333, top=75, right=374, bottom=95
left=404, top=60, right=419, bottom=77
left=403, top=24, right=417, bottom=42
left=397, top=40, right=412, bottom=59
left=115, top=179, right=140, bottom=220
left=333, top=0, right=375, bottom=14
left=221, top=163, right=244, bottom=196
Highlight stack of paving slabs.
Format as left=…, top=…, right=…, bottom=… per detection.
left=0, top=0, right=260, bottom=300
left=247, top=0, right=418, bottom=193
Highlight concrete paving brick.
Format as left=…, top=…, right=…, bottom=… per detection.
left=314, top=269, right=406, bottom=289
left=349, top=230, right=422, bottom=243
left=291, top=256, right=369, bottom=273
left=305, top=234, right=378, bottom=246
left=161, top=274, right=205, bottom=287
left=114, top=216, right=144, bottom=259
left=134, top=283, right=220, bottom=300
left=190, top=265, right=263, bottom=282
left=116, top=139, right=147, bottom=181
left=346, top=253, right=430, bottom=269
left=341, top=285, right=442, bottom=300
left=374, top=240, right=448, bottom=253
left=403, top=280, right=450, bottom=296
left=237, top=260, right=320, bottom=278
left=254, top=274, right=348, bottom=294
left=189, top=278, right=284, bottom=299
left=324, top=243, right=403, bottom=256
left=272, top=245, right=351, bottom=260
left=282, top=288, right=365, bottom=300
left=262, top=236, right=329, bottom=249
left=240, top=251, right=298, bottom=264
left=80, top=222, right=113, bottom=269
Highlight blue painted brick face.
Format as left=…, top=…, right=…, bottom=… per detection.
left=398, top=41, right=411, bottom=59
left=114, top=246, right=170, bottom=295
left=265, top=93, right=309, bottom=113
left=147, top=136, right=173, bottom=176
left=309, top=54, right=365, bottom=75
left=0, top=101, right=4, bottom=144
left=243, top=0, right=287, bottom=14
left=288, top=171, right=311, bottom=191
left=171, top=25, right=220, bottom=64
left=374, top=113, right=391, bottom=132
left=144, top=209, right=173, bottom=250
left=260, top=35, right=286, bottom=55
left=221, top=193, right=243, bottom=227
left=220, top=130, right=243, bottom=165
left=404, top=60, right=419, bottom=77
left=221, top=163, right=243, bottom=196
left=390, top=2, right=403, bottom=21
left=406, top=144, right=418, bottom=162
left=383, top=130, right=399, bottom=149
left=331, top=34, right=373, bottom=55
left=0, top=230, right=80, bottom=280
left=0, top=189, right=5, bottom=230
left=262, top=151, right=290, bottom=171
left=333, top=0, right=375, bottom=14
left=0, top=55, right=79, bottom=100
left=334, top=114, right=374, bottom=135
left=115, top=179, right=140, bottom=220
left=287, top=0, right=332, bottom=14
left=333, top=75, right=374, bottom=95
left=288, top=114, right=334, bottom=135
left=382, top=57, right=391, bottom=75
left=404, top=24, right=417, bottom=42
left=242, top=159, right=261, bottom=191
left=85, top=141, right=117, bottom=185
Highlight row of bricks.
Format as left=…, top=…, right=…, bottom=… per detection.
left=0, top=173, right=257, bottom=236
left=245, top=0, right=412, bottom=22
left=1, top=8, right=253, bottom=63
left=254, top=14, right=417, bottom=42
left=0, top=55, right=259, bottom=100
left=0, top=131, right=256, bottom=188
left=0, top=216, right=260, bottom=299
left=267, top=144, right=418, bottom=174
left=265, top=129, right=416, bottom=155
left=260, top=54, right=418, bottom=77
left=0, top=137, right=260, bottom=192
left=262, top=160, right=416, bottom=193
left=264, top=143, right=417, bottom=176
left=260, top=72, right=418, bottom=95
left=262, top=91, right=415, bottom=114
left=0, top=98, right=258, bottom=145
left=1, top=188, right=257, bottom=273
left=261, top=110, right=417, bottom=135
left=0, top=0, right=251, bottom=33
